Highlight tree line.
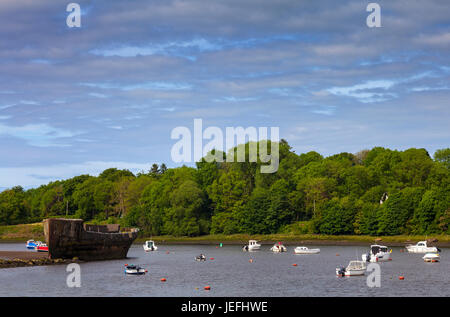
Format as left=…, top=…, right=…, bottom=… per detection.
left=0, top=141, right=449, bottom=236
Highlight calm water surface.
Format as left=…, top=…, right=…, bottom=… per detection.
left=0, top=243, right=448, bottom=296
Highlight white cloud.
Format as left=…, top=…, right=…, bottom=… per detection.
left=0, top=161, right=154, bottom=188
left=0, top=123, right=82, bottom=147
left=327, top=80, right=397, bottom=103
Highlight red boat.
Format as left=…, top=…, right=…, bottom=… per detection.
left=36, top=243, right=48, bottom=252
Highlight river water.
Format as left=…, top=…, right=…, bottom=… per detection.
left=0, top=243, right=448, bottom=297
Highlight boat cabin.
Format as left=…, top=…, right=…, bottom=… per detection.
left=249, top=240, right=259, bottom=246
left=370, top=245, right=388, bottom=254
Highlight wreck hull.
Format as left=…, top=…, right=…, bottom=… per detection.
left=43, top=218, right=138, bottom=261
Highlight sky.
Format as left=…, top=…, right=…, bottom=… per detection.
left=0, top=0, right=449, bottom=189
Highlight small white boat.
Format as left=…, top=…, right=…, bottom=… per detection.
left=362, top=245, right=391, bottom=262
left=423, top=253, right=440, bottom=262
left=336, top=260, right=366, bottom=276
left=243, top=240, right=261, bottom=252
left=124, top=265, right=146, bottom=275
left=406, top=241, right=440, bottom=253
left=143, top=240, right=158, bottom=252
left=195, top=254, right=206, bottom=261
left=270, top=242, right=287, bottom=253
left=294, top=246, right=320, bottom=254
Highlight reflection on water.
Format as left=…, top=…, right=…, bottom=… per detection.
left=0, top=243, right=448, bottom=297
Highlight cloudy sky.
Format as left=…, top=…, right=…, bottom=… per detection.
left=0, top=0, right=449, bottom=189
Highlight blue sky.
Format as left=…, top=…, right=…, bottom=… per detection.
left=0, top=0, right=449, bottom=189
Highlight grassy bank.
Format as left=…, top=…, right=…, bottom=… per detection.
left=0, top=223, right=44, bottom=242
left=1, top=223, right=449, bottom=246
left=136, top=233, right=450, bottom=247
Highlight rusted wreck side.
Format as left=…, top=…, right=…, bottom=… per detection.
left=43, top=218, right=138, bottom=261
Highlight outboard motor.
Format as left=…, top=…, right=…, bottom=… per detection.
left=366, top=252, right=371, bottom=262
left=437, top=247, right=441, bottom=252
left=337, top=267, right=346, bottom=276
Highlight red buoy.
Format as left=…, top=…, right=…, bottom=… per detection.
left=399, top=276, right=405, bottom=280
left=210, top=257, right=214, bottom=260
left=204, top=286, right=211, bottom=290
left=292, top=263, right=298, bottom=267
left=161, top=278, right=167, bottom=282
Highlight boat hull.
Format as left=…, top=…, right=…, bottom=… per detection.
left=362, top=252, right=391, bottom=262
left=423, top=253, right=440, bottom=262
left=43, top=218, right=138, bottom=261
left=294, top=248, right=320, bottom=254
left=270, top=246, right=287, bottom=253
left=406, top=246, right=438, bottom=253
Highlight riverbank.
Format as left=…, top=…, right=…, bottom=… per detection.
left=1, top=222, right=449, bottom=247
left=136, top=233, right=450, bottom=247
left=0, top=251, right=78, bottom=269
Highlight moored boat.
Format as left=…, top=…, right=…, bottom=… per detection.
left=195, top=254, right=206, bottom=261
left=124, top=265, right=146, bottom=275
left=270, top=242, right=287, bottom=253
left=26, top=240, right=38, bottom=250
left=336, top=260, right=366, bottom=276
left=36, top=242, right=48, bottom=252
left=143, top=240, right=158, bottom=252
left=294, top=246, right=320, bottom=254
left=406, top=241, right=440, bottom=253
left=423, top=253, right=440, bottom=262
left=362, top=245, right=391, bottom=262
left=243, top=240, right=261, bottom=252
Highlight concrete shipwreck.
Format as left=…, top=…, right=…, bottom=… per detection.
left=43, top=218, right=138, bottom=261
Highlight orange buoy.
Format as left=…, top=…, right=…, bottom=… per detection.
left=161, top=278, right=167, bottom=282
left=249, top=259, right=253, bottom=263
left=204, top=286, right=211, bottom=290
left=166, top=251, right=170, bottom=254
left=125, top=264, right=128, bottom=266
left=399, top=276, right=405, bottom=280
left=292, top=263, right=298, bottom=267
left=336, top=254, right=339, bottom=256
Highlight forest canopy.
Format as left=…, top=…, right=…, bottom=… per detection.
left=1, top=141, right=449, bottom=237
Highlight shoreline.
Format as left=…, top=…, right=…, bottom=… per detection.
left=134, top=234, right=450, bottom=247
left=0, top=251, right=78, bottom=269
left=2, top=235, right=450, bottom=247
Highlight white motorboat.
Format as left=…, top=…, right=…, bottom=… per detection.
left=143, top=240, right=158, bottom=252
left=362, top=245, right=391, bottom=262
left=294, top=246, right=320, bottom=254
left=423, top=253, right=440, bottom=262
left=406, top=241, right=440, bottom=253
left=195, top=254, right=206, bottom=261
left=270, top=242, right=287, bottom=253
left=243, top=240, right=261, bottom=251
left=124, top=265, right=146, bottom=275
left=336, top=260, right=366, bottom=276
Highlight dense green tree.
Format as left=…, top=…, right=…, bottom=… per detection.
left=1, top=143, right=449, bottom=237
left=434, top=148, right=450, bottom=169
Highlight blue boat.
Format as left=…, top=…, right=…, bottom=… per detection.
left=26, top=240, right=38, bottom=250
